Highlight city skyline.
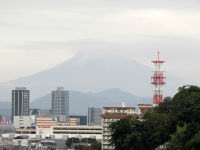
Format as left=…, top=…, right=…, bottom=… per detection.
left=0, top=1, right=199, bottom=149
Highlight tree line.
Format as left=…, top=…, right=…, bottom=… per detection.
left=109, top=85, right=200, bottom=150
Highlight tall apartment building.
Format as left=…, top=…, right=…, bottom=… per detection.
left=101, top=106, right=137, bottom=150
left=51, top=87, right=69, bottom=122
left=88, top=107, right=102, bottom=126
left=11, top=87, right=30, bottom=122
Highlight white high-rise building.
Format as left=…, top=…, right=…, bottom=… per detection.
left=51, top=87, right=69, bottom=122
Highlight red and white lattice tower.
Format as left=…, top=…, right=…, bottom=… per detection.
left=151, top=51, right=166, bottom=105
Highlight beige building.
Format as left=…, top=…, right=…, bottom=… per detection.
left=138, top=104, right=153, bottom=114
left=101, top=106, right=138, bottom=150
left=35, top=116, right=102, bottom=139
left=68, top=117, right=80, bottom=126
left=36, top=116, right=57, bottom=126
left=16, top=128, right=36, bottom=134
left=53, top=125, right=102, bottom=139
left=35, top=125, right=102, bottom=139
left=36, top=116, right=57, bottom=135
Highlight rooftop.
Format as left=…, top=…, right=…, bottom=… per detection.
left=101, top=114, right=138, bottom=119
left=138, top=104, right=153, bottom=106
left=103, top=107, right=136, bottom=109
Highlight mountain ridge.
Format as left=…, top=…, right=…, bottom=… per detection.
left=30, top=88, right=153, bottom=115
left=0, top=54, right=181, bottom=102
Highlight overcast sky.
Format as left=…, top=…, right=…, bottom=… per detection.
left=0, top=0, right=200, bottom=86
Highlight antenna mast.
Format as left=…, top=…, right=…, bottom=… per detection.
left=151, top=51, right=166, bottom=104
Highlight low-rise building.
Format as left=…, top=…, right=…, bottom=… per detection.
left=35, top=125, right=102, bottom=139
left=13, top=116, right=35, bottom=129
left=36, top=116, right=57, bottom=126
left=36, top=116, right=57, bottom=135
left=68, top=117, right=80, bottom=126
left=138, top=104, right=153, bottom=114
left=0, top=136, right=14, bottom=147
left=52, top=125, right=102, bottom=138
left=16, top=128, right=36, bottom=134
left=13, top=135, right=29, bottom=147
left=70, top=115, right=87, bottom=125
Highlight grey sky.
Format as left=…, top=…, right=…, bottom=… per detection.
left=0, top=0, right=200, bottom=86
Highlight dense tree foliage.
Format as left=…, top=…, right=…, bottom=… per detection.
left=109, top=85, right=200, bottom=150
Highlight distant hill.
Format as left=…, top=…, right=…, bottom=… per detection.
left=0, top=54, right=181, bottom=102
left=0, top=88, right=152, bottom=117
left=31, top=88, right=152, bottom=115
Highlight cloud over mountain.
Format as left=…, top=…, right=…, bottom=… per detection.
left=0, top=54, right=181, bottom=102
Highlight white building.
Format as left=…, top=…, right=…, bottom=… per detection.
left=101, top=106, right=138, bottom=150
left=35, top=125, right=102, bottom=140
left=51, top=87, right=69, bottom=122
left=14, top=116, right=35, bottom=129
left=52, top=125, right=102, bottom=139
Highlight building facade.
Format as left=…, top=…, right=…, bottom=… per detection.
left=51, top=87, right=69, bottom=122
left=52, top=125, right=102, bottom=138
left=88, top=107, right=102, bottom=126
left=68, top=117, right=80, bottom=126
left=70, top=115, right=87, bottom=125
left=138, top=104, right=153, bottom=115
left=11, top=87, right=30, bottom=122
left=36, top=116, right=58, bottom=134
left=13, top=116, right=35, bottom=129
left=101, top=107, right=137, bottom=150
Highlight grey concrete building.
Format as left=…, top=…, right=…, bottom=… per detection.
left=11, top=87, right=30, bottom=122
left=51, top=87, right=69, bottom=122
left=88, top=107, right=102, bottom=126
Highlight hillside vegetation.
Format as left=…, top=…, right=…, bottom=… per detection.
left=109, top=85, right=200, bottom=150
